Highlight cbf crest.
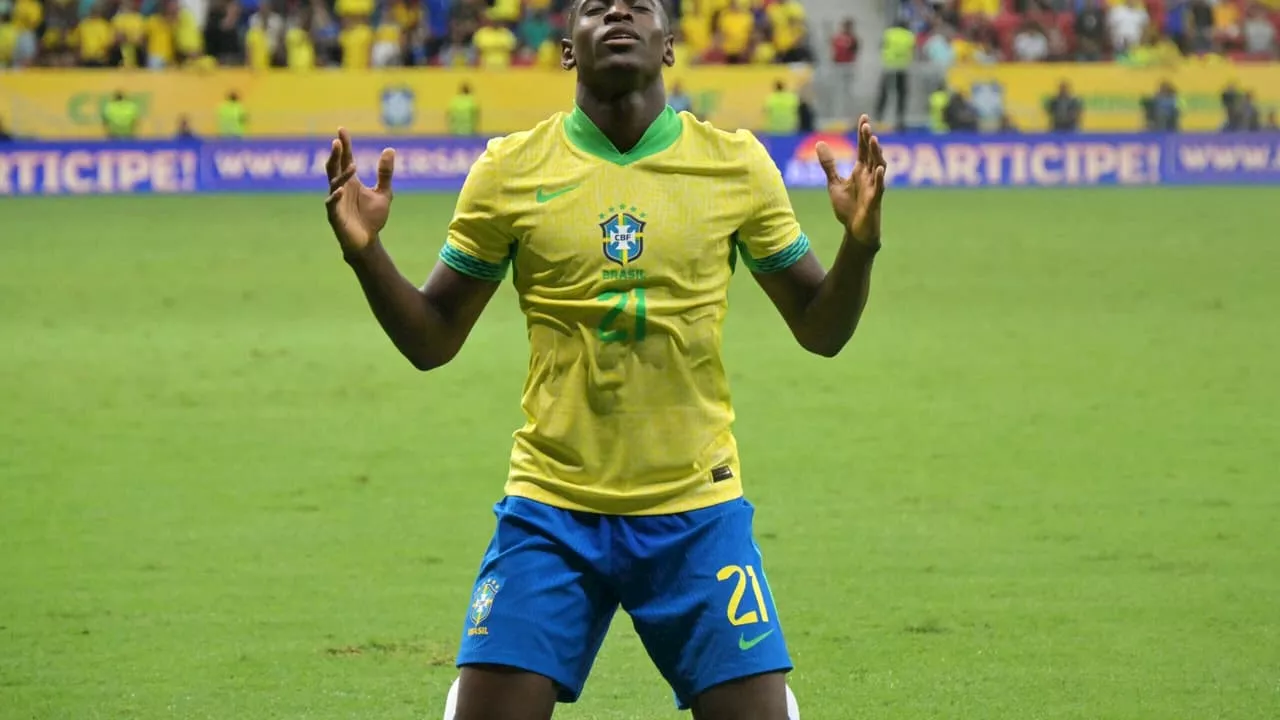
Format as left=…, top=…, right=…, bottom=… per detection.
left=599, top=205, right=648, bottom=266
left=467, top=577, right=501, bottom=636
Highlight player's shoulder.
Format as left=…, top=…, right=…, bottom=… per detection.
left=478, top=112, right=570, bottom=167
left=675, top=112, right=772, bottom=166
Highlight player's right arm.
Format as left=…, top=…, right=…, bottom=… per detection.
left=324, top=128, right=501, bottom=372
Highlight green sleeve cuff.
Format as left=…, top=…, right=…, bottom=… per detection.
left=741, top=232, right=810, bottom=274
left=440, top=243, right=508, bottom=282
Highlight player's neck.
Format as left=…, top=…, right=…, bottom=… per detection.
left=574, top=81, right=668, bottom=154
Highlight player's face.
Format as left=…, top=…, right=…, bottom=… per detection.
left=563, top=0, right=674, bottom=85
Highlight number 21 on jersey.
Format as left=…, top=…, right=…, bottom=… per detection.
left=596, top=288, right=647, bottom=343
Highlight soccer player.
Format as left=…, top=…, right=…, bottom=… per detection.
left=321, top=0, right=887, bottom=716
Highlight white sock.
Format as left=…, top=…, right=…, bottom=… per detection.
left=443, top=676, right=460, bottom=720
left=442, top=676, right=798, bottom=718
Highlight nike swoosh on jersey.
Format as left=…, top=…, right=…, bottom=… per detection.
left=535, top=184, right=580, bottom=203
left=738, top=629, right=775, bottom=651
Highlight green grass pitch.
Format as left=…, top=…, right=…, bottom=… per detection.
left=2, top=188, right=1279, bottom=720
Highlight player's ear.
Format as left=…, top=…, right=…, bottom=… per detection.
left=663, top=33, right=675, bottom=67
left=561, top=39, right=576, bottom=70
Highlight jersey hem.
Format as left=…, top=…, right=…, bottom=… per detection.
left=503, top=478, right=745, bottom=517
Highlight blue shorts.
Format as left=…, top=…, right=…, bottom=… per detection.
left=455, top=496, right=792, bottom=708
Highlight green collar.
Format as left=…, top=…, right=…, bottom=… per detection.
left=563, top=105, right=682, bottom=166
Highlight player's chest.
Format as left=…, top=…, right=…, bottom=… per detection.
left=508, top=169, right=745, bottom=288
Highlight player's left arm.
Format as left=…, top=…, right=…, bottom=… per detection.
left=746, top=115, right=887, bottom=358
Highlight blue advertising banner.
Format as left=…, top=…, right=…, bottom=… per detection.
left=201, top=136, right=488, bottom=193
left=2, top=133, right=1278, bottom=196
left=0, top=136, right=489, bottom=196
left=760, top=132, right=1280, bottom=189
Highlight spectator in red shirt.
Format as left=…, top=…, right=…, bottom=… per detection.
left=830, top=18, right=859, bottom=119
left=831, top=17, right=858, bottom=63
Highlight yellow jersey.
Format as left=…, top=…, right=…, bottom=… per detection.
left=245, top=26, right=271, bottom=69
left=14, top=0, right=43, bottom=31
left=766, top=0, right=805, bottom=52
left=146, top=14, right=175, bottom=64
left=718, top=6, right=755, bottom=55
left=286, top=26, right=315, bottom=69
left=473, top=25, right=516, bottom=68
left=339, top=23, right=373, bottom=68
left=439, top=107, right=808, bottom=516
left=0, top=22, right=16, bottom=64
left=74, top=17, right=113, bottom=62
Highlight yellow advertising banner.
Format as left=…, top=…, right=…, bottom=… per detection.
left=948, top=62, right=1280, bottom=132
left=0, top=66, right=810, bottom=140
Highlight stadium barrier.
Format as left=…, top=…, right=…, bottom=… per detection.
left=2, top=132, right=1278, bottom=196
left=946, top=63, right=1280, bottom=133
left=0, top=67, right=810, bottom=140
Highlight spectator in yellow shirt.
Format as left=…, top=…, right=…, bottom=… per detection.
left=389, top=0, right=424, bottom=30
left=959, top=0, right=1000, bottom=19
left=0, top=15, right=17, bottom=68
left=9, top=0, right=41, bottom=66
left=73, top=6, right=115, bottom=67
left=245, top=14, right=272, bottom=69
left=371, top=21, right=403, bottom=67
left=145, top=7, right=175, bottom=68
left=1212, top=0, right=1243, bottom=48
left=112, top=0, right=146, bottom=67
left=336, top=0, right=375, bottom=22
left=718, top=0, right=755, bottom=62
left=750, top=27, right=777, bottom=64
left=766, top=0, right=806, bottom=58
left=173, top=3, right=204, bottom=62
left=535, top=38, right=560, bottom=68
left=339, top=17, right=373, bottom=68
left=680, top=5, right=713, bottom=56
left=285, top=24, right=316, bottom=69
left=1123, top=24, right=1182, bottom=66
left=13, top=0, right=40, bottom=29
left=472, top=19, right=516, bottom=69
left=487, top=0, right=521, bottom=27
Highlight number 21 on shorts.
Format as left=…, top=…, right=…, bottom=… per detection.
left=718, top=564, right=771, bottom=626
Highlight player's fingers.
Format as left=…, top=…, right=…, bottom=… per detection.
left=874, top=165, right=887, bottom=202
left=325, top=138, right=341, bottom=180
left=814, top=141, right=841, bottom=186
left=857, top=114, right=871, bottom=165
left=374, top=148, right=396, bottom=196
left=869, top=135, right=885, bottom=170
left=324, top=186, right=345, bottom=220
left=338, top=127, right=354, bottom=169
left=330, top=166, right=357, bottom=193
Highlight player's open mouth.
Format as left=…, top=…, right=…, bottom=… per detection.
left=601, top=28, right=640, bottom=47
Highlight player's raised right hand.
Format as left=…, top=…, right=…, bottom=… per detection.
left=324, top=128, right=395, bottom=254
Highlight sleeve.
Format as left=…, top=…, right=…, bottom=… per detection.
left=439, top=140, right=515, bottom=283
left=735, top=134, right=810, bottom=274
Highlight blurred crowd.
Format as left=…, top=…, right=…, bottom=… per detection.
left=0, top=0, right=821, bottom=69
left=896, top=0, right=1280, bottom=65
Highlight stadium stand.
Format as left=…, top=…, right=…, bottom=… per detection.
left=0, top=0, right=1276, bottom=133
left=0, top=0, right=829, bottom=70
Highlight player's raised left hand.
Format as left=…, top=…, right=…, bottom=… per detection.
left=816, top=114, right=886, bottom=249
left=324, top=127, right=396, bottom=255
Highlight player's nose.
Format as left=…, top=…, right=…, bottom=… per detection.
left=603, top=0, right=634, bottom=22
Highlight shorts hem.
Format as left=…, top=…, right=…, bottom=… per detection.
left=456, top=652, right=585, bottom=703
left=676, top=663, right=795, bottom=710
